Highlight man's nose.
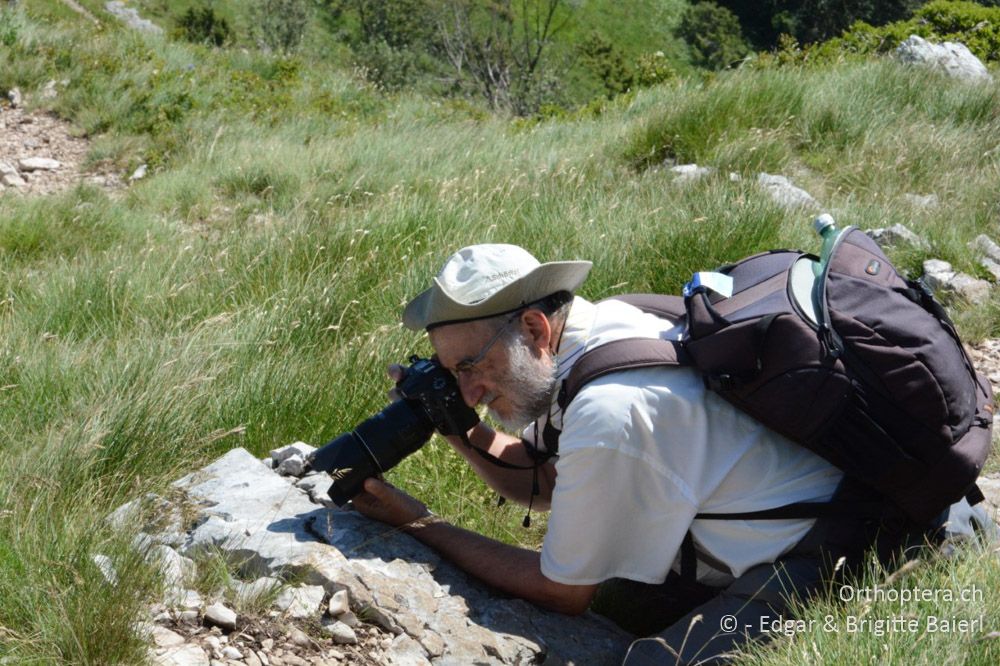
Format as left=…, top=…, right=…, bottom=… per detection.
left=458, top=373, right=485, bottom=408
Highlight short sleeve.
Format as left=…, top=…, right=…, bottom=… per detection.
left=539, top=379, right=700, bottom=585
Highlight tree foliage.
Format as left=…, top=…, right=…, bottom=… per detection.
left=250, top=0, right=311, bottom=53
left=324, top=0, right=571, bottom=114
left=577, top=32, right=634, bottom=98
left=175, top=4, right=232, bottom=47
left=677, top=2, right=750, bottom=70
left=715, top=0, right=922, bottom=48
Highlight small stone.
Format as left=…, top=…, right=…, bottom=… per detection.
left=950, top=273, right=992, bottom=305
left=281, top=655, right=309, bottom=666
left=321, top=620, right=358, bottom=645
left=232, top=577, right=281, bottom=606
left=255, top=650, right=270, bottom=666
left=327, top=589, right=349, bottom=616
left=922, top=259, right=991, bottom=305
left=757, top=173, right=819, bottom=210
left=669, top=163, right=714, bottom=184
left=326, top=649, right=345, bottom=661
left=7, top=88, right=22, bottom=107
left=261, top=638, right=274, bottom=651
left=164, top=588, right=203, bottom=611
left=288, top=628, right=313, bottom=649
left=971, top=235, right=1000, bottom=282
left=1, top=171, right=26, bottom=188
left=152, top=626, right=186, bottom=648
left=204, top=602, right=238, bottom=631
left=269, top=442, right=316, bottom=464
left=154, top=644, right=210, bottom=666
left=92, top=554, right=118, bottom=586
left=904, top=192, right=939, bottom=208
left=276, top=454, right=304, bottom=477
left=205, top=636, right=222, bottom=654
left=221, top=646, right=242, bottom=660
left=337, top=611, right=359, bottom=628
left=274, top=585, right=325, bottom=619
left=147, top=545, right=196, bottom=587
left=418, top=630, right=446, bottom=658
left=244, top=652, right=262, bottom=666
left=865, top=223, right=930, bottom=251
left=130, top=164, right=147, bottom=181
left=40, top=80, right=58, bottom=100
left=17, top=157, right=61, bottom=172
left=178, top=610, right=200, bottom=623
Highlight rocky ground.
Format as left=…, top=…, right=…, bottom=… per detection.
left=0, top=90, right=126, bottom=196
left=5, top=85, right=1000, bottom=666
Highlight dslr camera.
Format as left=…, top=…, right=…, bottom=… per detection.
left=306, top=356, right=479, bottom=506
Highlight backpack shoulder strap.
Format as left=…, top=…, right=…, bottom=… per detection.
left=604, top=293, right=687, bottom=320
left=558, top=337, right=690, bottom=410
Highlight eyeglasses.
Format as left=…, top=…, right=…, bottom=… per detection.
left=452, top=310, right=523, bottom=379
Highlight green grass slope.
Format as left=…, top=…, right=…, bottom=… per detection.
left=0, top=2, right=997, bottom=663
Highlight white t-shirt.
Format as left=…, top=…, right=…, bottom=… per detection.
left=530, top=297, right=844, bottom=587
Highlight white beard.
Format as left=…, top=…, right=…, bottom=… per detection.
left=486, top=338, right=558, bottom=432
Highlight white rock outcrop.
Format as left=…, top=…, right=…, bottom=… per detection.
left=896, top=35, right=992, bottom=82
left=922, top=259, right=992, bottom=305
left=757, top=173, right=819, bottom=209
left=116, top=448, right=629, bottom=664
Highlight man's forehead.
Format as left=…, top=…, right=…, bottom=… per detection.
left=429, top=321, right=490, bottom=361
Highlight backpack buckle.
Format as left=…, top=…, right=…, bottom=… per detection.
left=705, top=373, right=740, bottom=391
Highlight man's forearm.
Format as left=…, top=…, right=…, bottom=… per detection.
left=444, top=423, right=556, bottom=508
left=403, top=516, right=594, bottom=616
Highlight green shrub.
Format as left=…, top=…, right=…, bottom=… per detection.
left=634, top=51, right=676, bottom=87
left=175, top=4, right=233, bottom=47
left=577, top=32, right=634, bottom=98
left=676, top=2, right=751, bottom=70
left=0, top=6, right=21, bottom=48
left=772, top=0, right=1000, bottom=66
left=249, top=0, right=311, bottom=53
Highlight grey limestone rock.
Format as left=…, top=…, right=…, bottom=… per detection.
left=92, top=553, right=118, bottom=586
left=270, top=441, right=316, bottom=464
left=904, top=193, right=939, bottom=209
left=327, top=589, right=350, bottom=616
left=756, top=173, right=819, bottom=209
left=274, top=584, right=326, bottom=619
left=923, top=259, right=992, bottom=305
left=669, top=164, right=714, bottom=184
left=105, top=1, right=162, bottom=34
left=204, top=602, right=238, bottom=630
left=865, top=223, right=930, bottom=251
left=153, top=644, right=210, bottom=666
left=0, top=161, right=25, bottom=188
left=17, top=157, right=61, bottom=171
left=127, top=447, right=631, bottom=664
left=321, top=619, right=359, bottom=645
left=276, top=454, right=305, bottom=477
left=971, top=235, right=1000, bottom=282
left=896, top=35, right=992, bottom=83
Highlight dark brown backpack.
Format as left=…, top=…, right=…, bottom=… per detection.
left=555, top=227, right=993, bottom=525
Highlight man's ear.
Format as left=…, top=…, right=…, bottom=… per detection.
left=520, top=309, right=553, bottom=353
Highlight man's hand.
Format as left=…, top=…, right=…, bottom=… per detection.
left=352, top=477, right=431, bottom=529
left=386, top=364, right=407, bottom=402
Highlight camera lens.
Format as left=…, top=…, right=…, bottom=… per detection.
left=308, top=399, right=435, bottom=506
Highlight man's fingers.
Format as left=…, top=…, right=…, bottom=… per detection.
left=363, top=476, right=389, bottom=497
left=387, top=364, right=406, bottom=383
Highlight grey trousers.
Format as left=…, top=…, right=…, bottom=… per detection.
left=593, top=483, right=998, bottom=666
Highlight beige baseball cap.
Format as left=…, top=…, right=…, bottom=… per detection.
left=402, top=244, right=592, bottom=330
